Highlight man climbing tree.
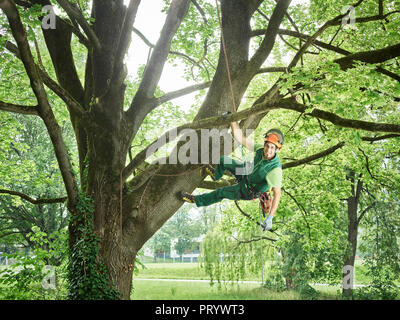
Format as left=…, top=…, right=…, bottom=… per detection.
left=181, top=122, right=283, bottom=231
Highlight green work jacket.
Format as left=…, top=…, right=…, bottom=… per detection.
left=246, top=148, right=282, bottom=193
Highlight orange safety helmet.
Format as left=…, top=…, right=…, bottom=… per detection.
left=264, top=129, right=284, bottom=150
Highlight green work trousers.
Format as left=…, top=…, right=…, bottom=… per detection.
left=195, top=156, right=252, bottom=207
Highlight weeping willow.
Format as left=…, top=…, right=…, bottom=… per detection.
left=199, top=200, right=278, bottom=286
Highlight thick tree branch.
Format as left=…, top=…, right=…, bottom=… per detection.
left=334, top=42, right=400, bottom=69
left=248, top=0, right=264, bottom=16
left=199, top=179, right=234, bottom=189
left=274, top=98, right=400, bottom=134
left=234, top=235, right=277, bottom=245
left=121, top=81, right=210, bottom=134
left=128, top=0, right=191, bottom=105
left=115, top=0, right=141, bottom=64
left=40, top=15, right=86, bottom=108
left=362, top=134, right=400, bottom=142
left=132, top=26, right=197, bottom=64
left=378, top=0, right=383, bottom=16
left=355, top=175, right=363, bottom=202
left=246, top=2, right=365, bottom=126
left=330, top=10, right=400, bottom=26
left=357, top=202, right=376, bottom=224
left=123, top=95, right=400, bottom=181
left=287, top=0, right=364, bottom=71
left=191, top=0, right=207, bottom=24
left=14, top=0, right=31, bottom=7
left=7, top=1, right=88, bottom=108
left=127, top=164, right=161, bottom=192
left=251, top=29, right=350, bottom=55
left=234, top=200, right=260, bottom=226
left=122, top=98, right=281, bottom=181
left=252, top=29, right=400, bottom=83
left=247, top=0, right=292, bottom=74
left=0, top=100, right=39, bottom=115
left=152, top=81, right=211, bottom=107
left=374, top=66, right=400, bottom=83
left=1, top=0, right=78, bottom=207
left=56, top=0, right=101, bottom=52
left=126, top=0, right=191, bottom=137
left=111, top=0, right=141, bottom=90
left=282, top=142, right=346, bottom=169
left=0, top=230, right=22, bottom=238
left=0, top=189, right=67, bottom=204
left=256, top=67, right=288, bottom=74
left=4, top=38, right=86, bottom=117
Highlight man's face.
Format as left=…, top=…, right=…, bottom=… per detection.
left=264, top=142, right=277, bottom=160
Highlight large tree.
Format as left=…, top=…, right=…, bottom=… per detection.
left=1, top=0, right=399, bottom=299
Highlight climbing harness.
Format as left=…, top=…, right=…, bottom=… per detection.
left=259, top=191, right=272, bottom=217
left=238, top=145, right=272, bottom=218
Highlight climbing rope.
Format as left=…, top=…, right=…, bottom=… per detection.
left=258, top=202, right=265, bottom=299
left=215, top=0, right=266, bottom=298
left=215, top=0, right=237, bottom=113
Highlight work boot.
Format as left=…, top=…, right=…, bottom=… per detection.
left=181, top=191, right=196, bottom=204
left=203, top=164, right=216, bottom=181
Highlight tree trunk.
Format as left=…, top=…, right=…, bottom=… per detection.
left=342, top=170, right=362, bottom=299
left=81, top=116, right=138, bottom=299
left=285, top=277, right=295, bottom=289
left=342, top=196, right=359, bottom=298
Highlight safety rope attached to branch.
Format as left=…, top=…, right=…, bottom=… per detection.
left=215, top=0, right=266, bottom=298
left=215, top=0, right=237, bottom=113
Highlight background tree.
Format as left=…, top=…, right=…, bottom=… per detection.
left=1, top=0, right=399, bottom=299
left=144, top=204, right=206, bottom=261
left=170, top=206, right=201, bottom=260
left=147, top=229, right=170, bottom=262
left=0, top=114, right=72, bottom=258
left=356, top=192, right=400, bottom=299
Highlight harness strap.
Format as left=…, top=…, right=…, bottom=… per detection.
left=259, top=191, right=271, bottom=217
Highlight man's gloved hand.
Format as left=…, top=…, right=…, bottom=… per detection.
left=261, top=215, right=273, bottom=231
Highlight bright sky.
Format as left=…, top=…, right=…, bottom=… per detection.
left=126, top=0, right=196, bottom=108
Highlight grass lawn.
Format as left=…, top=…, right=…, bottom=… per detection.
left=131, top=280, right=341, bottom=300
left=1, top=259, right=397, bottom=300
left=132, top=280, right=261, bottom=300
left=135, top=262, right=210, bottom=280
left=136, top=262, right=264, bottom=281
left=132, top=262, right=341, bottom=300
left=135, top=260, right=384, bottom=285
